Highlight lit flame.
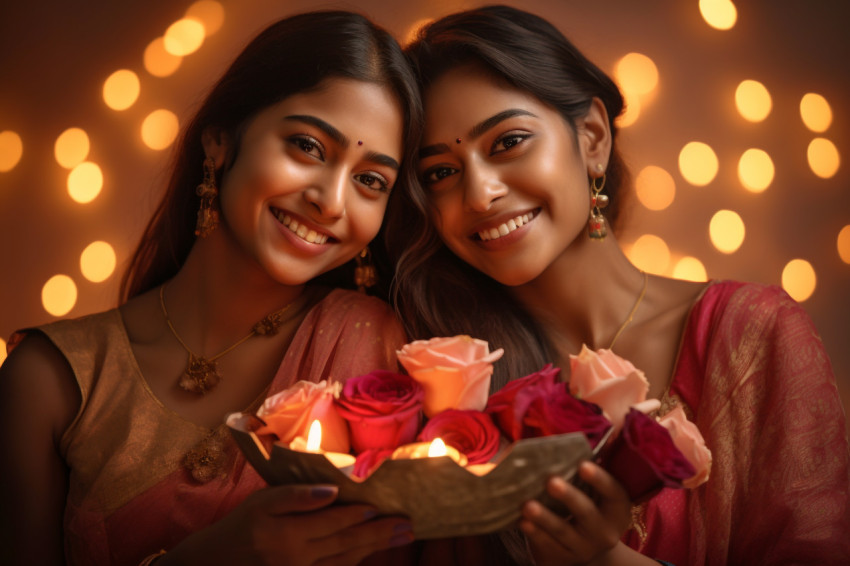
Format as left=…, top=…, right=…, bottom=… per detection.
left=428, top=437, right=447, bottom=457
left=306, top=420, right=322, bottom=452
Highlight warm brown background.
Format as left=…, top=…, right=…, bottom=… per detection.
left=1, top=0, right=848, bottom=433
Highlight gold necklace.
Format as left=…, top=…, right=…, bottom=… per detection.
left=159, top=285, right=294, bottom=394
left=608, top=270, right=648, bottom=350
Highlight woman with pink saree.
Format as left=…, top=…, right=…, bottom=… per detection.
left=390, top=5, right=850, bottom=564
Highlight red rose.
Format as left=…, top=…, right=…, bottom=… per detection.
left=417, top=410, right=501, bottom=465
left=352, top=448, right=394, bottom=479
left=486, top=364, right=561, bottom=441
left=522, top=385, right=612, bottom=448
left=334, top=370, right=424, bottom=453
left=603, top=408, right=696, bottom=501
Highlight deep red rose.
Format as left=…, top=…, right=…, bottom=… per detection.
left=486, top=364, right=561, bottom=441
left=417, top=409, right=501, bottom=465
left=334, top=370, right=424, bottom=453
left=352, top=448, right=394, bottom=480
left=522, top=385, right=612, bottom=447
left=603, top=408, right=696, bottom=501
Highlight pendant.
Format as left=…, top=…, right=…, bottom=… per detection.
left=178, top=353, right=222, bottom=394
left=183, top=428, right=231, bottom=483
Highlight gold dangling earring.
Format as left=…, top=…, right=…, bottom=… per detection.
left=354, top=247, right=377, bottom=293
left=588, top=166, right=609, bottom=240
left=195, top=156, right=220, bottom=237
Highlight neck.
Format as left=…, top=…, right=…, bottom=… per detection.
left=510, top=234, right=645, bottom=357
left=162, top=230, right=308, bottom=354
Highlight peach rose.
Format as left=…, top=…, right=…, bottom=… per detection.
left=255, top=380, right=349, bottom=453
left=397, top=335, right=504, bottom=417
left=658, top=405, right=712, bottom=488
left=569, top=345, right=660, bottom=433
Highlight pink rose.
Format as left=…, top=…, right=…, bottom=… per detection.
left=352, top=448, right=394, bottom=480
left=397, top=335, right=504, bottom=417
left=522, top=385, right=612, bottom=448
left=569, top=345, right=661, bottom=433
left=485, top=364, right=562, bottom=441
left=658, top=406, right=712, bottom=488
left=255, top=380, right=349, bottom=453
left=334, top=370, right=424, bottom=453
left=417, top=410, right=501, bottom=465
left=603, top=408, right=696, bottom=501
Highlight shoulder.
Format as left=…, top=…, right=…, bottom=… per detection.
left=1, top=329, right=82, bottom=442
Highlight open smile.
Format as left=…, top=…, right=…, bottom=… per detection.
left=473, top=209, right=538, bottom=241
left=270, top=207, right=333, bottom=245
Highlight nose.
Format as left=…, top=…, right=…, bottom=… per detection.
left=304, top=168, right=347, bottom=220
left=463, top=161, right=508, bottom=212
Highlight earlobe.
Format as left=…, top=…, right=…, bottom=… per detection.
left=577, top=98, right=612, bottom=173
left=201, top=127, right=230, bottom=170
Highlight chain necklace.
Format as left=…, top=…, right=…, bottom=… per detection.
left=159, top=285, right=294, bottom=394
left=607, top=270, right=648, bottom=350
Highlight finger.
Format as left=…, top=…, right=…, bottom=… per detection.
left=262, top=484, right=339, bottom=515
left=295, top=504, right=384, bottom=541
left=577, top=462, right=632, bottom=528
left=519, top=512, right=580, bottom=564
left=521, top=498, right=584, bottom=552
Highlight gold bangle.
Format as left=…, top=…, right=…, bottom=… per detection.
left=138, top=550, right=166, bottom=566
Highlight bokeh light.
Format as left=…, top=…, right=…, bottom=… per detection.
left=709, top=210, right=745, bottom=253
left=80, top=241, right=117, bottom=283
left=627, top=234, right=670, bottom=275
left=0, top=130, right=23, bottom=172
left=54, top=127, right=90, bottom=169
left=144, top=37, right=182, bottom=77
left=0, top=338, right=6, bottom=366
left=614, top=52, right=659, bottom=96
left=186, top=1, right=225, bottom=36
left=42, top=275, right=77, bottom=317
left=635, top=165, right=676, bottom=211
left=807, top=138, right=840, bottom=178
left=164, top=18, right=205, bottom=56
left=679, top=141, right=719, bottom=186
left=67, top=162, right=104, bottom=203
left=838, top=225, right=850, bottom=264
left=699, top=0, right=737, bottom=30
left=735, top=80, right=772, bottom=122
left=800, top=93, right=833, bottom=133
left=737, top=148, right=775, bottom=193
left=782, top=259, right=816, bottom=302
left=672, top=256, right=708, bottom=282
left=141, top=109, right=180, bottom=150
left=103, top=69, right=140, bottom=111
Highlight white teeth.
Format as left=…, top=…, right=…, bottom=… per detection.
left=478, top=211, right=535, bottom=241
left=273, top=209, right=329, bottom=245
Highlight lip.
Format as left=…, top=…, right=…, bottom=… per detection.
left=270, top=206, right=337, bottom=253
left=468, top=207, right=539, bottom=248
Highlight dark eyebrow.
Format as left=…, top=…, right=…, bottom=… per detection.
left=365, top=151, right=400, bottom=171
left=468, top=109, right=537, bottom=140
left=418, top=109, right=537, bottom=159
left=283, top=115, right=348, bottom=148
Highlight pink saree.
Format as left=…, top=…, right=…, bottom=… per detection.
left=34, top=289, right=405, bottom=566
left=624, top=281, right=850, bottom=564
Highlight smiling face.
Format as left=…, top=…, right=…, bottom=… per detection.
left=208, top=78, right=404, bottom=286
left=418, top=65, right=610, bottom=287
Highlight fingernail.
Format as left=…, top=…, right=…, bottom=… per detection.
left=390, top=533, right=414, bottom=547
left=310, top=486, right=337, bottom=498
left=363, top=509, right=378, bottom=520
left=393, top=522, right=413, bottom=534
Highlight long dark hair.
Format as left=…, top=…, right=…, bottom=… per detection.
left=121, top=11, right=422, bottom=302
left=390, top=5, right=629, bottom=391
